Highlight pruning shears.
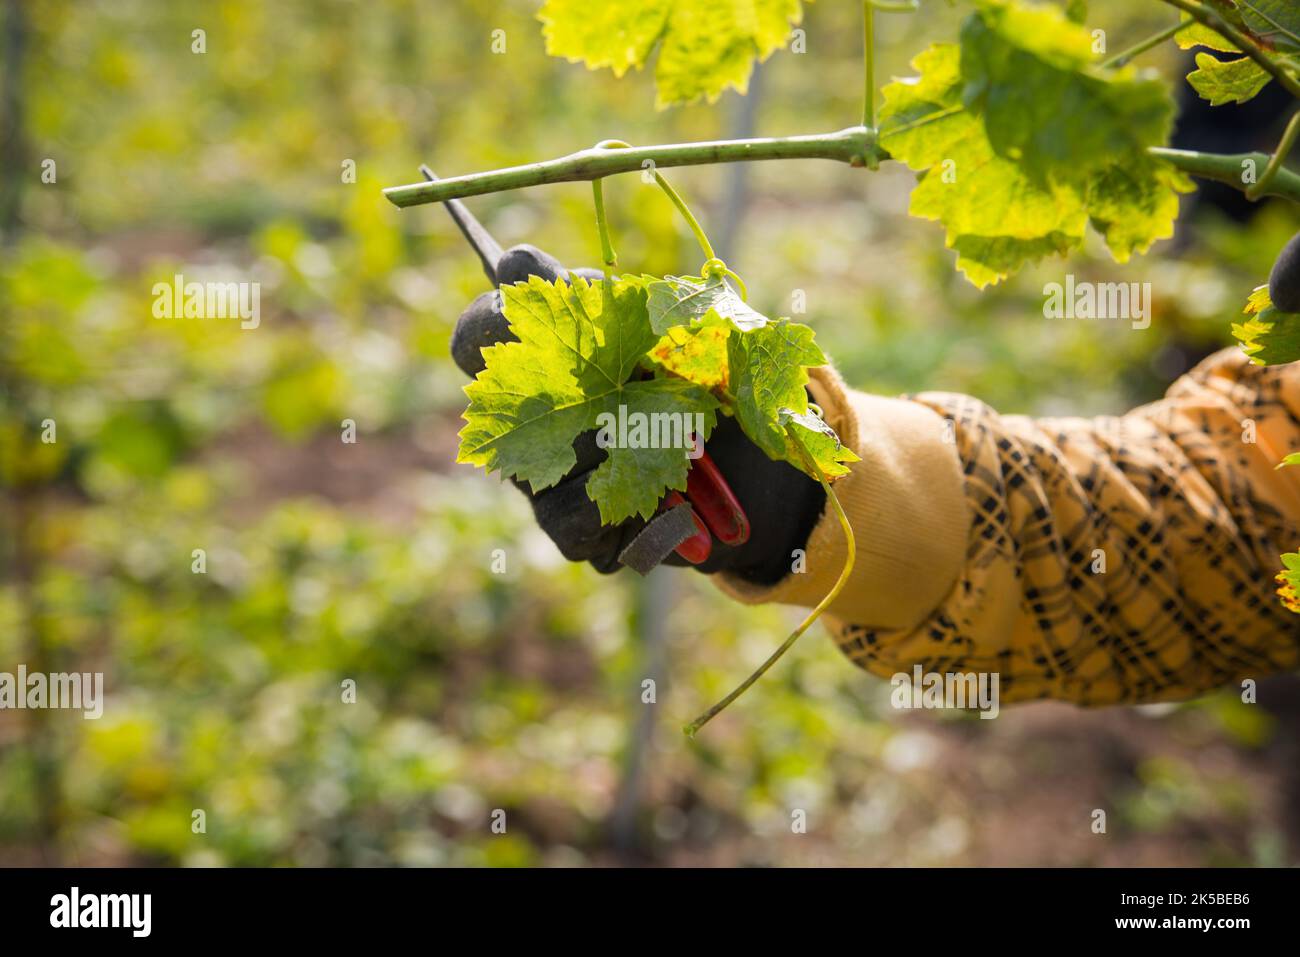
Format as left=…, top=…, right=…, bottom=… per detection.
left=423, top=164, right=751, bottom=573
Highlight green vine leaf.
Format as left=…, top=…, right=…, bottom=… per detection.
left=1087, top=158, right=1193, bottom=263
left=1276, top=452, right=1300, bottom=470
left=1233, top=285, right=1300, bottom=366
left=961, top=2, right=1172, bottom=179
left=1276, top=552, right=1300, bottom=614
left=880, top=44, right=1083, bottom=287
left=538, top=0, right=811, bottom=109
left=779, top=407, right=860, bottom=479
left=584, top=377, right=720, bottom=522
left=1170, top=0, right=1300, bottom=120
left=729, top=320, right=856, bottom=478
left=729, top=320, right=822, bottom=461
left=645, top=273, right=768, bottom=333
left=646, top=310, right=856, bottom=479
left=1187, top=51, right=1274, bottom=105
left=879, top=0, right=1189, bottom=287
left=457, top=273, right=848, bottom=526
left=1179, top=2, right=1300, bottom=108
left=457, top=275, right=718, bottom=523
left=1175, top=18, right=1238, bottom=53
left=1235, top=1, right=1300, bottom=54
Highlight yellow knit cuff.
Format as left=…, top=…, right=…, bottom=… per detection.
left=712, top=365, right=970, bottom=632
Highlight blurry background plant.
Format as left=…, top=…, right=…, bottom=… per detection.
left=1, top=0, right=1297, bottom=866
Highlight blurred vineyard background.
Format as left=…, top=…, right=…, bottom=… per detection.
left=2, top=0, right=1299, bottom=867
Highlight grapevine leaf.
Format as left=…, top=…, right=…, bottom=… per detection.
left=951, top=234, right=1080, bottom=288
left=880, top=0, right=1185, bottom=287
left=536, top=0, right=669, bottom=79
left=960, top=1, right=1173, bottom=180
left=1186, top=51, right=1273, bottom=105
left=538, top=0, right=810, bottom=108
left=779, top=407, right=860, bottom=479
left=778, top=408, right=832, bottom=435
left=1233, top=285, right=1300, bottom=365
left=458, top=275, right=718, bottom=523
left=1175, top=19, right=1238, bottom=53
left=648, top=311, right=853, bottom=477
left=1086, top=158, right=1193, bottom=262
left=586, top=378, right=719, bottom=523
left=458, top=275, right=656, bottom=490
left=1246, top=284, right=1272, bottom=313
left=880, top=44, right=1090, bottom=287
left=645, top=273, right=768, bottom=333
left=1236, top=1, right=1300, bottom=54
left=728, top=320, right=824, bottom=462
left=1276, top=551, right=1300, bottom=614
left=648, top=311, right=732, bottom=388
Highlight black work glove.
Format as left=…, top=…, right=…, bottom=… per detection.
left=1270, top=230, right=1300, bottom=312
left=451, top=244, right=826, bottom=585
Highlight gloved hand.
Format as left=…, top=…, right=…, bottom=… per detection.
left=451, top=244, right=826, bottom=585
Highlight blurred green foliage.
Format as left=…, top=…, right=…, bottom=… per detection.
left=0, top=0, right=1296, bottom=866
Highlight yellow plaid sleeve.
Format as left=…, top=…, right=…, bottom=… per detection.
left=717, top=349, right=1300, bottom=706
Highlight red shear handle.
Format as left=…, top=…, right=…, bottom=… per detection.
left=653, top=441, right=751, bottom=566
left=663, top=491, right=713, bottom=564
left=685, top=449, right=750, bottom=547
